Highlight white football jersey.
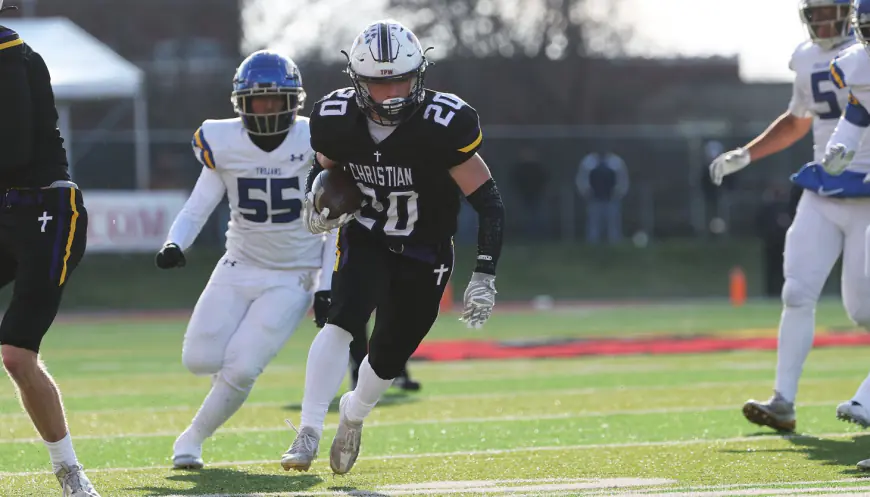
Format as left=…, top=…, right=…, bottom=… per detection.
left=788, top=39, right=870, bottom=172
left=830, top=42, right=870, bottom=173
left=176, top=117, right=323, bottom=270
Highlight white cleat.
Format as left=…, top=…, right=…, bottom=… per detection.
left=837, top=400, right=870, bottom=428
left=55, top=464, right=101, bottom=497
left=329, top=392, right=363, bottom=475
left=742, top=391, right=796, bottom=432
left=281, top=424, right=320, bottom=472
left=172, top=454, right=204, bottom=470
left=858, top=458, right=870, bottom=471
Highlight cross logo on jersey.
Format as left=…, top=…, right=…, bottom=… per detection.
left=290, top=154, right=305, bottom=162
left=38, top=211, right=52, bottom=232
left=373, top=151, right=381, bottom=163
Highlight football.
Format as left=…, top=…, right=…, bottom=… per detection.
left=313, top=166, right=363, bottom=220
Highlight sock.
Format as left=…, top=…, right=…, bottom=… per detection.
left=174, top=374, right=250, bottom=456
left=44, top=432, right=78, bottom=472
left=300, top=324, right=352, bottom=437
left=773, top=305, right=815, bottom=404
left=346, top=356, right=393, bottom=423
left=853, top=373, right=870, bottom=407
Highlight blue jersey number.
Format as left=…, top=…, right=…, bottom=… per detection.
left=237, top=177, right=302, bottom=223
left=811, top=71, right=842, bottom=120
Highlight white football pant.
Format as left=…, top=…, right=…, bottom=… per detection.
left=785, top=192, right=870, bottom=326
left=181, top=254, right=317, bottom=392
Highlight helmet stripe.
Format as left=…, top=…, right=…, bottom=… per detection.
left=378, top=22, right=390, bottom=62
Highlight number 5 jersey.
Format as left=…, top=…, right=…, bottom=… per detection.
left=789, top=38, right=870, bottom=171
left=309, top=87, right=483, bottom=245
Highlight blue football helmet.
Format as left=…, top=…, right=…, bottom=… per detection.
left=800, top=0, right=853, bottom=49
left=854, top=0, right=870, bottom=48
left=231, top=50, right=305, bottom=136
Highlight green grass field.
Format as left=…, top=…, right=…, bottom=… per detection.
left=4, top=299, right=870, bottom=496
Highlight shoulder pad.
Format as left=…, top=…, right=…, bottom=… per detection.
left=831, top=44, right=870, bottom=88
left=309, top=88, right=359, bottom=160
left=789, top=40, right=815, bottom=71
left=192, top=119, right=242, bottom=170
left=0, top=26, right=22, bottom=52
left=420, top=91, right=483, bottom=167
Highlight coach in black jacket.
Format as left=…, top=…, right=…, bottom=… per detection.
left=0, top=4, right=98, bottom=496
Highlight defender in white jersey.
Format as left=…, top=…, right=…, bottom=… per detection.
left=813, top=0, right=870, bottom=452
left=154, top=51, right=337, bottom=469
left=708, top=0, right=870, bottom=433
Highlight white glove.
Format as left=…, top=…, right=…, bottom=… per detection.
left=709, top=148, right=751, bottom=186
left=460, top=272, right=496, bottom=329
left=822, top=143, right=855, bottom=176
left=302, top=192, right=351, bottom=235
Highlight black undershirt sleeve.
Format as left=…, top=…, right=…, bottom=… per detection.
left=465, top=178, right=505, bottom=275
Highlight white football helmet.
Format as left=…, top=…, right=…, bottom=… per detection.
left=0, top=1, right=18, bottom=13
left=799, top=0, right=853, bottom=50
left=344, top=20, right=429, bottom=125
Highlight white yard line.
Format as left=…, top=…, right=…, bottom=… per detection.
left=0, top=377, right=845, bottom=419
left=0, top=398, right=854, bottom=444
left=2, top=431, right=867, bottom=477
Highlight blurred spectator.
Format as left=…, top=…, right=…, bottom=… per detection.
left=756, top=184, right=792, bottom=297
left=576, top=152, right=629, bottom=245
left=510, top=147, right=549, bottom=238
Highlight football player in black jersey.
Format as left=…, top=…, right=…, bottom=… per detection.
left=281, top=20, right=504, bottom=475
left=0, top=4, right=96, bottom=495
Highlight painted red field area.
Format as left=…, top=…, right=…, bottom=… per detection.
left=412, top=332, right=870, bottom=361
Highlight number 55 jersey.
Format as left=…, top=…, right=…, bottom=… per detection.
left=309, top=87, right=483, bottom=245
left=174, top=116, right=326, bottom=270
left=789, top=38, right=870, bottom=169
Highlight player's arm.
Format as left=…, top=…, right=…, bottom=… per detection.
left=0, top=40, right=34, bottom=171
left=450, top=154, right=504, bottom=276
left=819, top=57, right=870, bottom=174
left=822, top=92, right=870, bottom=175
left=312, top=230, right=338, bottom=328
left=302, top=151, right=351, bottom=234
left=304, top=152, right=339, bottom=193
left=166, top=167, right=227, bottom=250
left=708, top=71, right=813, bottom=186
left=449, top=152, right=504, bottom=330
left=155, top=166, right=227, bottom=269
left=742, top=112, right=813, bottom=162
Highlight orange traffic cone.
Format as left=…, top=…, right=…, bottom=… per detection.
left=440, top=281, right=454, bottom=312
left=730, top=266, right=746, bottom=307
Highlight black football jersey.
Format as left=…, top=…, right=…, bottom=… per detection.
left=309, top=88, right=483, bottom=244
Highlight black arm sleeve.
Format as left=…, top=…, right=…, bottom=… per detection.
left=305, top=153, right=324, bottom=193
left=466, top=178, right=505, bottom=275
left=0, top=48, right=33, bottom=170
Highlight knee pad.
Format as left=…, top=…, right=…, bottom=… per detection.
left=847, top=303, right=870, bottom=330
left=319, top=323, right=353, bottom=345
left=182, top=348, right=222, bottom=376
left=781, top=278, right=817, bottom=309
left=218, top=364, right=261, bottom=393
left=366, top=350, right=404, bottom=380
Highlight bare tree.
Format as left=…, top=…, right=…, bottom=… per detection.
left=385, top=0, right=632, bottom=59
left=242, top=0, right=378, bottom=61
left=242, top=0, right=631, bottom=61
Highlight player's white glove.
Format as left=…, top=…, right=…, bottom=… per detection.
left=460, top=272, right=496, bottom=329
left=302, top=191, right=351, bottom=235
left=709, top=148, right=750, bottom=186
left=822, top=143, right=855, bottom=176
